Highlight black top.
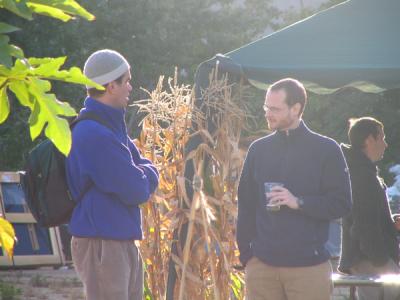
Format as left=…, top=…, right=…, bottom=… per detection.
left=339, top=144, right=399, bottom=274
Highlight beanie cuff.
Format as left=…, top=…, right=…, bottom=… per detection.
left=86, top=63, right=129, bottom=88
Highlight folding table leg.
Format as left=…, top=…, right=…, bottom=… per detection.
left=350, top=286, right=356, bottom=300
left=379, top=286, right=384, bottom=300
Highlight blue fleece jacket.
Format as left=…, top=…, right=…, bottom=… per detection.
left=66, top=97, right=159, bottom=240
left=236, top=121, right=352, bottom=267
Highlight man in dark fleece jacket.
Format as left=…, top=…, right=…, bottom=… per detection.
left=66, top=49, right=159, bottom=300
left=339, top=117, right=400, bottom=300
left=237, top=78, right=351, bottom=300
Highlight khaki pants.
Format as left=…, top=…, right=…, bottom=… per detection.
left=245, top=257, right=333, bottom=300
left=351, top=259, right=400, bottom=300
left=71, top=237, right=143, bottom=300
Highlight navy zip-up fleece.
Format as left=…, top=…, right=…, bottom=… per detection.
left=236, top=121, right=351, bottom=267
left=66, top=97, right=159, bottom=240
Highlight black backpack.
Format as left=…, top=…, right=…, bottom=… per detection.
left=20, top=112, right=112, bottom=227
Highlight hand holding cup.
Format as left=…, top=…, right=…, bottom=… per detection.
left=264, top=182, right=284, bottom=212
left=266, top=185, right=300, bottom=210
left=393, top=214, right=400, bottom=231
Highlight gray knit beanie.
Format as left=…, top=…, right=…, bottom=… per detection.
left=84, top=49, right=130, bottom=88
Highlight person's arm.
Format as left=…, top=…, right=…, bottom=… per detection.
left=298, top=143, right=352, bottom=220
left=268, top=143, right=352, bottom=220
left=78, top=126, right=153, bottom=206
left=392, top=214, right=400, bottom=232
left=352, top=175, right=390, bottom=266
left=128, top=138, right=159, bottom=194
left=236, top=148, right=257, bottom=266
left=128, top=138, right=155, bottom=165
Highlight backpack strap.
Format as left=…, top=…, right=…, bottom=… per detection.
left=70, top=111, right=114, bottom=132
left=69, top=111, right=114, bottom=203
left=73, top=181, right=92, bottom=203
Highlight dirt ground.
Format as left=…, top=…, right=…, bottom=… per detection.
left=0, top=266, right=351, bottom=300
left=0, top=267, right=84, bottom=300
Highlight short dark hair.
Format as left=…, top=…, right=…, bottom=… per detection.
left=87, top=73, right=125, bottom=98
left=267, top=78, right=307, bottom=115
left=348, top=117, right=384, bottom=149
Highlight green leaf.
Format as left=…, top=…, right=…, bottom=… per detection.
left=27, top=0, right=95, bottom=21
left=27, top=57, right=56, bottom=66
left=9, top=81, right=34, bottom=109
left=52, top=66, right=104, bottom=89
left=0, top=51, right=12, bottom=68
left=8, top=44, right=24, bottom=59
left=1, top=0, right=94, bottom=22
left=0, top=34, right=10, bottom=47
left=26, top=3, right=72, bottom=22
left=10, top=59, right=30, bottom=78
left=1, top=0, right=33, bottom=20
left=0, top=85, right=10, bottom=124
left=28, top=100, right=40, bottom=134
left=0, top=22, right=20, bottom=34
left=28, top=56, right=67, bottom=76
left=0, top=65, right=11, bottom=76
left=0, top=36, right=24, bottom=67
left=230, top=273, right=244, bottom=299
left=27, top=78, right=77, bottom=155
left=0, top=34, right=12, bottom=67
left=26, top=57, right=103, bottom=89
left=45, top=114, right=72, bottom=156
left=0, top=217, right=17, bottom=259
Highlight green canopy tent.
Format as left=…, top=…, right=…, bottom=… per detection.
left=195, top=0, right=400, bottom=95
left=166, top=0, right=400, bottom=297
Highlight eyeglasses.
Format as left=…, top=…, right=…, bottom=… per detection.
left=263, top=105, right=283, bottom=113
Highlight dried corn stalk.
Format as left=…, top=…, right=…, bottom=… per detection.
left=131, top=68, right=254, bottom=299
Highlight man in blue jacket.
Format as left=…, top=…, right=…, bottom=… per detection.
left=237, top=78, right=351, bottom=300
left=66, top=49, right=159, bottom=300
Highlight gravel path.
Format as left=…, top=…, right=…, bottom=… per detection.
left=0, top=267, right=351, bottom=299
left=0, top=267, right=84, bottom=300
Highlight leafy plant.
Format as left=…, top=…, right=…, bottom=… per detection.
left=0, top=280, right=21, bottom=300
left=0, top=217, right=16, bottom=259
left=0, top=0, right=102, bottom=155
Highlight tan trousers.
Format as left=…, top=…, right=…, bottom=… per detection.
left=245, top=257, right=333, bottom=300
left=351, top=259, right=400, bottom=300
left=71, top=237, right=143, bottom=300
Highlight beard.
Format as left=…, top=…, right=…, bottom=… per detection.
left=267, top=114, right=297, bottom=131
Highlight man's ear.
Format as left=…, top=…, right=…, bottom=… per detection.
left=364, top=134, right=374, bottom=149
left=105, top=82, right=115, bottom=94
left=291, top=103, right=302, bottom=117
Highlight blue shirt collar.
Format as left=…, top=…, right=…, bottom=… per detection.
left=80, top=97, right=127, bottom=134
